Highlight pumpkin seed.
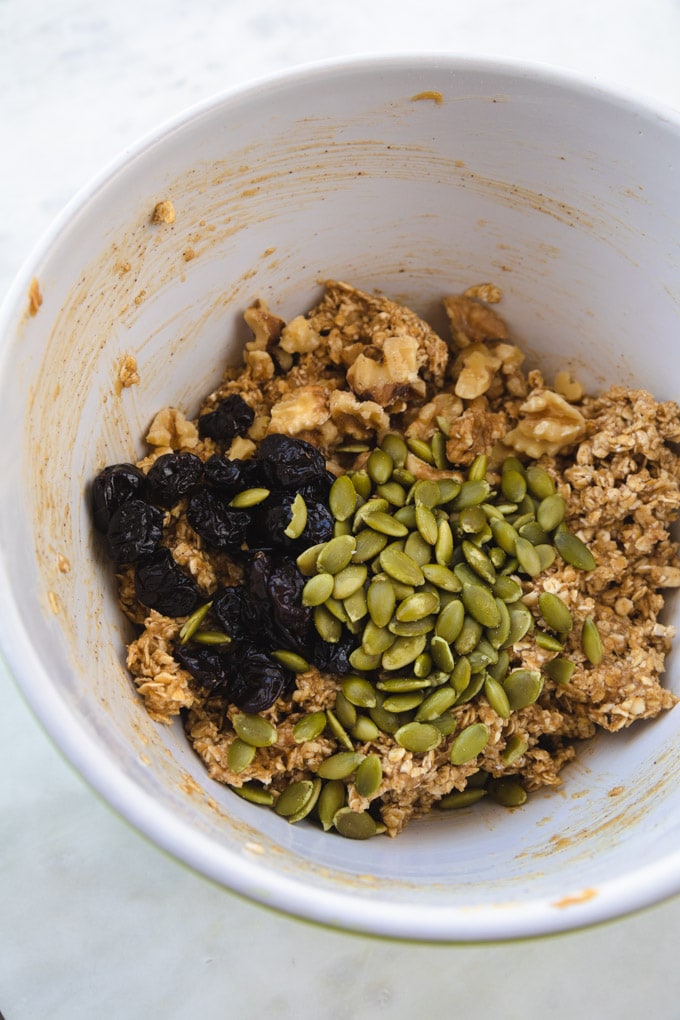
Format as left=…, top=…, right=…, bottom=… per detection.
left=333, top=807, right=381, bottom=839
left=468, top=639, right=498, bottom=672
left=353, top=528, right=388, bottom=562
left=518, top=520, right=549, bottom=546
left=364, top=510, right=409, bottom=537
left=324, top=596, right=350, bottom=623
left=525, top=465, right=555, bottom=499
left=396, top=590, right=440, bottom=621
left=536, top=492, right=566, bottom=532
left=515, top=536, right=542, bottom=577
left=333, top=691, right=357, bottom=730
left=544, top=657, right=575, bottom=685
left=368, top=697, right=401, bottom=734
left=367, top=448, right=394, bottom=485
left=438, top=788, right=487, bottom=810
left=502, top=734, right=529, bottom=765
left=393, top=468, right=416, bottom=489
left=351, top=715, right=380, bottom=742
left=430, top=431, right=448, bottom=469
left=503, top=669, right=543, bottom=710
left=350, top=470, right=372, bottom=500
left=381, top=433, right=408, bottom=467
left=355, top=754, right=383, bottom=797
left=414, top=503, right=439, bottom=545
left=431, top=712, right=458, bottom=736
left=317, top=780, right=346, bottom=831
left=501, top=468, right=527, bottom=504
left=437, top=478, right=462, bottom=503
left=407, top=436, right=435, bottom=464
left=232, top=782, right=274, bottom=806
left=192, top=630, right=232, bottom=645
left=487, top=648, right=510, bottom=683
left=450, top=655, right=472, bottom=693
left=229, top=487, right=270, bottom=508
left=228, top=737, right=256, bottom=773
left=452, top=478, right=491, bottom=509
left=283, top=492, right=308, bottom=539
left=293, top=710, right=328, bottom=744
left=361, top=619, right=396, bottom=656
left=433, top=520, right=453, bottom=566
left=383, top=691, right=424, bottom=713
left=388, top=616, right=436, bottom=636
left=382, top=634, right=428, bottom=670
left=313, top=604, right=342, bottom=643
left=433, top=599, right=464, bottom=644
left=302, top=572, right=335, bottom=606
left=316, top=751, right=364, bottom=780
left=486, top=598, right=511, bottom=649
left=455, top=671, right=486, bottom=705
left=421, top=563, right=462, bottom=592
left=535, top=630, right=564, bottom=652
left=454, top=614, right=483, bottom=655
left=349, top=646, right=381, bottom=671
left=413, top=651, right=433, bottom=677
left=462, top=582, right=502, bottom=628
left=395, top=721, right=442, bottom=753
left=343, top=587, right=368, bottom=623
left=393, top=504, right=417, bottom=529
left=275, top=779, right=317, bottom=818
left=377, top=676, right=431, bottom=692
left=415, top=685, right=457, bottom=722
left=329, top=475, right=357, bottom=522
left=317, top=534, right=357, bottom=574
left=366, top=576, right=396, bottom=628
left=450, top=722, right=489, bottom=764
left=554, top=529, right=597, bottom=571
left=462, top=540, right=496, bottom=585
left=503, top=604, right=533, bottom=647
left=325, top=708, right=354, bottom=751
left=467, top=453, right=488, bottom=481
left=582, top=616, right=603, bottom=664
left=535, top=544, right=557, bottom=571
left=271, top=650, right=311, bottom=672
left=376, top=481, right=407, bottom=506
left=296, top=542, right=324, bottom=576
left=178, top=601, right=213, bottom=644
left=488, top=778, right=527, bottom=807
left=484, top=675, right=511, bottom=718
left=404, top=530, right=433, bottom=566
left=492, top=574, right=523, bottom=603
left=233, top=713, right=277, bottom=748
left=428, top=634, right=453, bottom=672
left=342, top=675, right=377, bottom=708
left=380, top=546, right=425, bottom=587
left=333, top=563, right=367, bottom=600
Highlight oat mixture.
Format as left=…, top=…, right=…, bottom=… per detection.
left=94, top=281, right=680, bottom=838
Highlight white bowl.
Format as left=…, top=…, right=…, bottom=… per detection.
left=1, top=55, right=680, bottom=942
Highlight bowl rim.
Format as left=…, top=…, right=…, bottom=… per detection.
left=2, top=51, right=680, bottom=943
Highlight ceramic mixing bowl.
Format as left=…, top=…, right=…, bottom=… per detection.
left=1, top=55, right=680, bottom=941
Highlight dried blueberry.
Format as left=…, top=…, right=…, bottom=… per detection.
left=105, top=499, right=164, bottom=564
left=246, top=551, right=312, bottom=652
left=134, top=548, right=201, bottom=617
left=186, top=489, right=250, bottom=551
left=227, top=642, right=293, bottom=712
left=255, top=434, right=327, bottom=490
left=146, top=452, right=204, bottom=507
left=197, top=394, right=255, bottom=442
left=92, top=463, right=147, bottom=532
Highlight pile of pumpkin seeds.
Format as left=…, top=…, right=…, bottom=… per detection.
left=229, top=428, right=601, bottom=839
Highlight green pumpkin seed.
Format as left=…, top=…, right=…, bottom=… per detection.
left=431, top=712, right=458, bottom=736
left=325, top=708, right=354, bottom=751
left=367, top=448, right=394, bottom=485
left=421, top=563, right=462, bottom=592
left=296, top=542, right=324, bottom=576
left=525, top=465, right=555, bottom=499
left=438, top=788, right=487, bottom=810
left=433, top=520, right=453, bottom=566
left=232, top=782, right=274, bottom=806
left=535, top=630, right=564, bottom=652
left=487, top=648, right=510, bottom=683
left=430, top=431, right=449, bottom=470
left=467, top=453, right=488, bottom=481
left=462, top=582, right=502, bottom=628
left=450, top=722, right=489, bottom=764
left=271, top=650, right=311, bottom=672
left=233, top=713, right=278, bottom=748
left=492, top=574, right=523, bottom=603
left=178, top=601, right=213, bottom=644
left=450, top=655, right=472, bottom=693
left=414, top=503, right=439, bottom=545
left=364, top=510, right=409, bottom=537
left=409, top=479, right=440, bottom=508
left=543, top=657, right=575, bottom=685
left=415, top=685, right=457, bottom=721
left=342, top=675, right=377, bottom=708
left=468, top=639, right=498, bottom=672
left=454, top=614, right=483, bottom=655
left=518, top=520, right=549, bottom=546
left=192, top=630, right=232, bottom=645
left=515, top=536, right=542, bottom=577
left=333, top=691, right=357, bottom=730
left=502, top=603, right=533, bottom=648
left=333, top=563, right=368, bottom=600
left=324, top=596, right=350, bottom=623
left=388, top=616, right=436, bottom=636
left=366, top=576, right=396, bottom=628
left=229, top=487, right=270, bottom=508
left=502, top=734, right=529, bottom=765
left=434, top=599, right=465, bottom=644
left=377, top=676, right=431, bottom=692
left=404, top=530, right=433, bottom=566
left=313, top=604, right=342, bottom=643
left=554, top=529, right=597, bottom=571
left=488, top=778, right=527, bottom=807
left=329, top=475, right=358, bottom=522
left=462, top=540, right=496, bottom=585
left=395, top=721, right=442, bottom=753
left=437, top=478, right=462, bottom=503
left=228, top=737, right=256, bottom=773
left=361, top=619, right=396, bottom=656
left=317, top=780, right=346, bottom=831
left=536, top=492, right=566, bottom=532
left=275, top=779, right=317, bottom=818
left=302, top=572, right=335, bottom=606
left=376, top=481, right=407, bottom=506
left=383, top=691, right=425, bottom=713
left=351, top=715, right=380, bottom=742
left=455, top=671, right=486, bottom=705
left=348, top=646, right=382, bottom=671
left=396, top=590, right=440, bottom=622
left=343, top=587, right=369, bottom=623
left=457, top=506, right=487, bottom=534
left=316, top=751, right=364, bottom=780
left=381, top=433, right=408, bottom=467
left=393, top=504, right=417, bottom=529
left=452, top=478, right=491, bottom=509
left=380, top=546, right=425, bottom=587
left=333, top=807, right=381, bottom=839
left=382, top=634, right=427, bottom=670
left=486, top=598, right=511, bottom=649
left=317, top=534, right=357, bottom=574
left=535, top=544, right=557, bottom=571
left=355, top=754, right=383, bottom=798
left=503, top=669, right=544, bottom=710
left=353, top=528, right=389, bottom=562
left=501, top=468, right=527, bottom=504
left=368, top=698, right=401, bottom=735
left=406, top=436, right=435, bottom=464
left=484, top=675, right=511, bottom=719
left=582, top=616, right=603, bottom=664
left=293, top=711, right=328, bottom=744
left=284, top=493, right=308, bottom=539
left=350, top=470, right=372, bottom=500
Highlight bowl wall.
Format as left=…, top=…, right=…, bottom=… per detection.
left=1, top=56, right=680, bottom=941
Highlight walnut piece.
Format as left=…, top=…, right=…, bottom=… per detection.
left=452, top=343, right=502, bottom=399
left=443, top=293, right=510, bottom=348
left=279, top=315, right=321, bottom=354
left=146, top=407, right=199, bottom=449
left=328, top=389, right=390, bottom=438
left=243, top=300, right=285, bottom=350
left=347, top=335, right=426, bottom=409
left=152, top=200, right=175, bottom=224
left=268, top=384, right=330, bottom=435
left=504, top=388, right=587, bottom=457
left=405, top=392, right=464, bottom=439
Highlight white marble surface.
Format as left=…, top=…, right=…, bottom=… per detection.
left=2, top=1, right=680, bottom=1017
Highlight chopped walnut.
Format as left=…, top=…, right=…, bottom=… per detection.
left=116, top=354, right=139, bottom=392
left=152, top=200, right=175, bottom=224
left=505, top=389, right=587, bottom=457
left=347, top=335, right=426, bottom=409
left=244, top=348, right=275, bottom=381
left=555, top=370, right=585, bottom=402
left=446, top=402, right=508, bottom=465
left=452, top=343, right=503, bottom=399
left=268, top=384, right=330, bottom=435
left=464, top=282, right=503, bottom=304
left=405, top=392, right=464, bottom=439
left=279, top=315, right=321, bottom=354
left=243, top=300, right=285, bottom=350
left=328, top=389, right=390, bottom=438
left=443, top=293, right=510, bottom=348
left=146, top=407, right=199, bottom=449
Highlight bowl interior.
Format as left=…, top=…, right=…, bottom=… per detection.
left=2, top=57, right=680, bottom=941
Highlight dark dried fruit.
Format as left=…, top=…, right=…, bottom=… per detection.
left=203, top=454, right=245, bottom=495
left=146, top=452, right=204, bottom=507
left=255, top=434, right=327, bottom=490
left=186, top=489, right=250, bottom=551
left=134, top=548, right=201, bottom=617
left=197, top=394, right=255, bottom=442
left=248, top=493, right=334, bottom=551
left=310, top=632, right=357, bottom=675
left=228, top=642, right=293, bottom=712
left=105, top=499, right=164, bottom=564
left=246, top=551, right=312, bottom=652
left=212, top=585, right=253, bottom=642
left=92, top=463, right=147, bottom=532
left=174, top=642, right=231, bottom=691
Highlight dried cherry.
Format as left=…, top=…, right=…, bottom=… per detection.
left=255, top=434, right=327, bottom=490
left=146, top=451, right=203, bottom=507
left=197, top=394, right=254, bottom=442
left=134, top=548, right=201, bottom=617
left=246, top=551, right=312, bottom=652
left=186, top=489, right=250, bottom=551
left=248, top=492, right=334, bottom=551
left=105, top=499, right=164, bottom=564
left=227, top=642, right=293, bottom=712
left=92, top=463, right=147, bottom=533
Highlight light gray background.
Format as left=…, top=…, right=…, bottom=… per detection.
left=2, top=1, right=680, bottom=1017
